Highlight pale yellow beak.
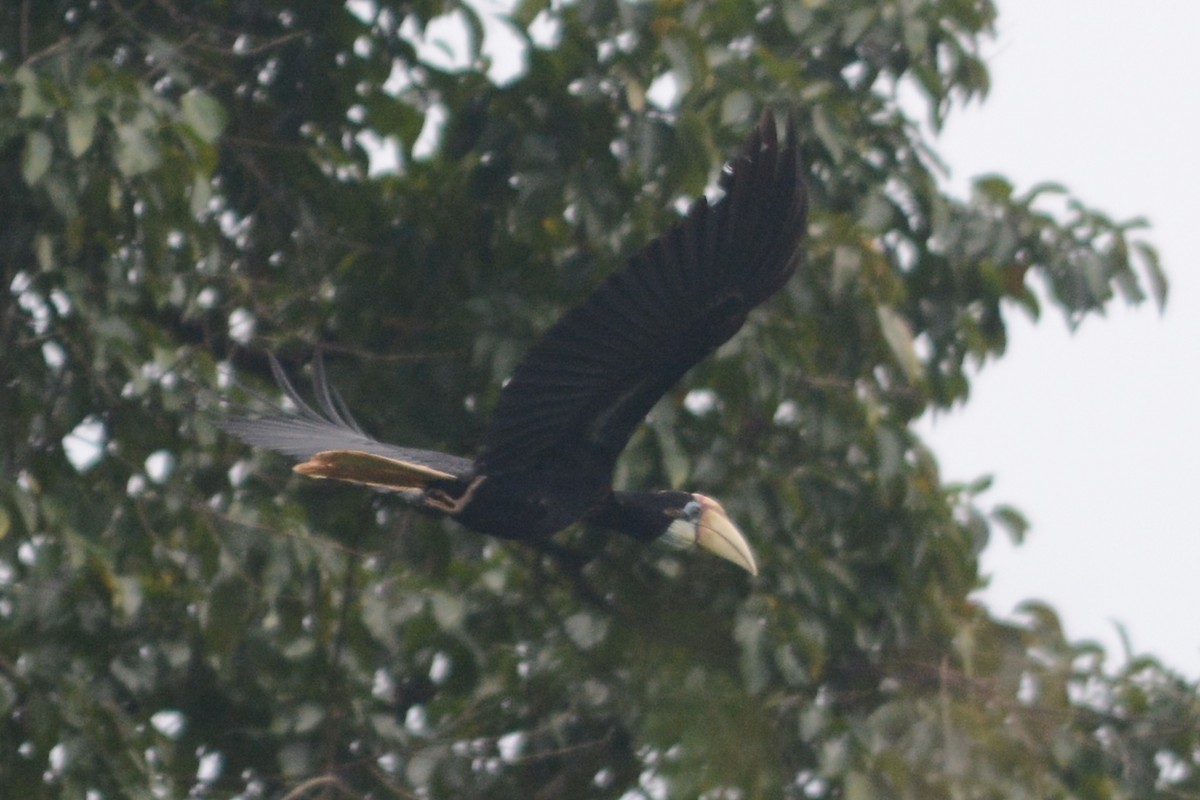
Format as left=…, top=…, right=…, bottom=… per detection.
left=694, top=495, right=758, bottom=575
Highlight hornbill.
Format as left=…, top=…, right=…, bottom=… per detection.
left=224, top=111, right=808, bottom=575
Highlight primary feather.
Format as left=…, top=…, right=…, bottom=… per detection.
left=477, top=112, right=807, bottom=477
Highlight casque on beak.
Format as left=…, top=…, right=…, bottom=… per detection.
left=694, top=495, right=758, bottom=575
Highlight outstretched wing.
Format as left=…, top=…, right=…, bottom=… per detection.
left=224, top=355, right=474, bottom=488
left=478, top=112, right=808, bottom=478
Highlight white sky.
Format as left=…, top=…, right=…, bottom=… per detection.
left=917, top=0, right=1200, bottom=677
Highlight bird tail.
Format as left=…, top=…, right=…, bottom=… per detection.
left=223, top=354, right=474, bottom=493
left=291, top=448, right=453, bottom=493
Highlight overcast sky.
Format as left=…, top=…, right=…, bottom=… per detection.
left=916, top=0, right=1200, bottom=677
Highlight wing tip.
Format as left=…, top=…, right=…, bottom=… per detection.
left=475, top=109, right=808, bottom=475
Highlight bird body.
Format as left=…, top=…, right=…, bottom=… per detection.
left=225, top=111, right=808, bottom=574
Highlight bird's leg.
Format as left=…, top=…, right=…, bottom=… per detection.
left=424, top=475, right=486, bottom=515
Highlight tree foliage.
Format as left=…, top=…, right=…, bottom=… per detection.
left=0, top=0, right=1192, bottom=798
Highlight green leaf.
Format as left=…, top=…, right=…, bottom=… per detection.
left=974, top=174, right=1014, bottom=202
left=1134, top=240, right=1168, bottom=310
left=662, top=35, right=699, bottom=98
left=180, top=90, right=227, bottom=143
left=812, top=105, right=845, bottom=163
left=65, top=109, right=98, bottom=157
left=720, top=89, right=754, bottom=125
left=844, top=771, right=882, bottom=800
left=22, top=131, right=54, bottom=186
left=1020, top=181, right=1068, bottom=203
left=15, top=66, right=50, bottom=118
left=564, top=611, right=609, bottom=649
left=650, top=407, right=691, bottom=489
left=991, top=504, right=1029, bottom=544
left=115, top=121, right=161, bottom=175
left=189, top=172, right=213, bottom=218
left=513, top=0, right=551, bottom=27
left=877, top=305, right=922, bottom=383
left=841, top=9, right=877, bottom=45
left=202, top=575, right=253, bottom=655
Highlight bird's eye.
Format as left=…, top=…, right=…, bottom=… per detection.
left=682, top=500, right=701, bottom=521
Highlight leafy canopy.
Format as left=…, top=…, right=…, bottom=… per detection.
left=0, top=1, right=1191, bottom=798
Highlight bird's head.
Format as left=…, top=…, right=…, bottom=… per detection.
left=659, top=494, right=758, bottom=575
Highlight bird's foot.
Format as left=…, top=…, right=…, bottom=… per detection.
left=425, top=475, right=486, bottom=515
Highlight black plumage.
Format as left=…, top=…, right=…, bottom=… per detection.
left=224, top=111, right=808, bottom=574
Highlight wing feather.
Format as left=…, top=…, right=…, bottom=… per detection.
left=479, top=112, right=807, bottom=477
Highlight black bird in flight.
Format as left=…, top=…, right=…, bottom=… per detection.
left=225, top=111, right=807, bottom=574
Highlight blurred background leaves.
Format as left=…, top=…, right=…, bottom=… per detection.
left=0, top=0, right=1191, bottom=798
